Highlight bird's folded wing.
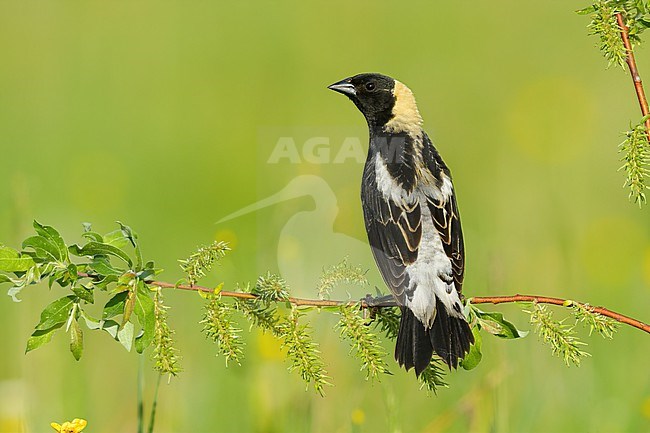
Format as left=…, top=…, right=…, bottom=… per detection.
left=425, top=193, right=464, bottom=293
left=420, top=133, right=465, bottom=293
left=362, top=173, right=422, bottom=305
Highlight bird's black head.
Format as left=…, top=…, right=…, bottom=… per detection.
left=328, top=73, right=396, bottom=127
left=328, top=73, right=422, bottom=136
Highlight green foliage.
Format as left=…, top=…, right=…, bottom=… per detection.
left=35, top=295, right=76, bottom=331
left=434, top=303, right=528, bottom=372
left=28, top=220, right=69, bottom=264
left=525, top=303, right=590, bottom=367
left=337, top=304, right=390, bottom=380
left=5, top=263, right=44, bottom=303
left=0, top=244, right=36, bottom=273
left=372, top=306, right=400, bottom=340
left=619, top=116, right=650, bottom=206
left=0, top=221, right=166, bottom=364
left=69, top=316, right=84, bottom=361
left=201, top=295, right=244, bottom=366
left=252, top=272, right=289, bottom=302
left=579, top=1, right=650, bottom=206
left=568, top=301, right=619, bottom=338
left=152, top=289, right=182, bottom=378
left=25, top=323, right=63, bottom=354
left=580, top=0, right=650, bottom=51
left=234, top=284, right=331, bottom=394
left=469, top=305, right=529, bottom=339
left=459, top=327, right=483, bottom=371
left=317, top=258, right=368, bottom=299
left=179, top=241, right=230, bottom=286
left=1, top=223, right=71, bottom=302
left=0, top=221, right=627, bottom=402
left=612, top=0, right=650, bottom=43
left=26, top=295, right=78, bottom=356
left=70, top=241, right=133, bottom=267
left=277, top=307, right=330, bottom=395
left=580, top=1, right=628, bottom=67
left=134, top=282, right=156, bottom=354
left=235, top=297, right=280, bottom=334
left=418, top=359, right=448, bottom=394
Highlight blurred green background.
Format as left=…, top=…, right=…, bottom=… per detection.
left=1, top=1, right=650, bottom=432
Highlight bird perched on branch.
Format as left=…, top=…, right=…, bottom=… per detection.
left=328, top=73, right=473, bottom=375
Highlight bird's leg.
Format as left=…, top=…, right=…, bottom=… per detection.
left=362, top=293, right=398, bottom=307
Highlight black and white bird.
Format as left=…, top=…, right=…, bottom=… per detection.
left=328, top=73, right=474, bottom=375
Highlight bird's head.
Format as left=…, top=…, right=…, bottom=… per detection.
left=328, top=73, right=422, bottom=137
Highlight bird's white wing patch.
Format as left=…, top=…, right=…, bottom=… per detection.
left=374, top=154, right=415, bottom=205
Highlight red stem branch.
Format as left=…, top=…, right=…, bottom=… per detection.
left=616, top=12, right=650, bottom=137
left=470, top=294, right=650, bottom=334
left=148, top=279, right=650, bottom=335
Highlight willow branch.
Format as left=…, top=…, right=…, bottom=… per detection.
left=470, top=294, right=650, bottom=334
left=142, top=278, right=650, bottom=335
left=616, top=12, right=650, bottom=137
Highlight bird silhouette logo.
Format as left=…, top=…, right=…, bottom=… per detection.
left=217, top=175, right=375, bottom=297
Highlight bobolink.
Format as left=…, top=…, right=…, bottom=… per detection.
left=329, top=73, right=473, bottom=375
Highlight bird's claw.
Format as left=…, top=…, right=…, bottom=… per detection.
left=362, top=293, right=396, bottom=307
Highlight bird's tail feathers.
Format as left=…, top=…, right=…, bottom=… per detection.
left=395, top=299, right=474, bottom=375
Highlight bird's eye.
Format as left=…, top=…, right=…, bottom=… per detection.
left=365, top=82, right=376, bottom=92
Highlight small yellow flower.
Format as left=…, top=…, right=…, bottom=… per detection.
left=51, top=418, right=87, bottom=433
left=351, top=408, right=365, bottom=425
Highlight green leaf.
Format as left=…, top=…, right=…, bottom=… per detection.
left=103, top=229, right=131, bottom=250
left=81, top=311, right=102, bottom=330
left=45, top=263, right=77, bottom=289
left=26, top=323, right=64, bottom=353
left=116, top=222, right=137, bottom=248
left=118, top=321, right=134, bottom=352
left=0, top=274, right=11, bottom=284
left=33, top=221, right=68, bottom=262
left=70, top=318, right=83, bottom=360
left=72, top=284, right=94, bottom=304
left=47, top=270, right=58, bottom=289
left=7, top=263, right=43, bottom=302
left=35, top=295, right=75, bottom=331
left=0, top=245, right=35, bottom=272
left=460, top=327, right=483, bottom=371
left=122, top=291, right=135, bottom=325
left=102, top=319, right=120, bottom=338
left=7, top=286, right=23, bottom=302
left=134, top=283, right=155, bottom=353
left=93, top=274, right=119, bottom=291
left=69, top=242, right=132, bottom=267
left=102, top=291, right=128, bottom=319
left=89, top=256, right=124, bottom=276
left=474, top=308, right=528, bottom=339
left=137, top=268, right=156, bottom=282
left=66, top=263, right=78, bottom=283
left=22, top=236, right=62, bottom=262
left=81, top=230, right=103, bottom=243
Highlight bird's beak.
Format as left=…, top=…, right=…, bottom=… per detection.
left=328, top=79, right=356, bottom=96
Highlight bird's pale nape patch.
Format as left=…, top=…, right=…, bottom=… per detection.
left=384, top=81, right=423, bottom=138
